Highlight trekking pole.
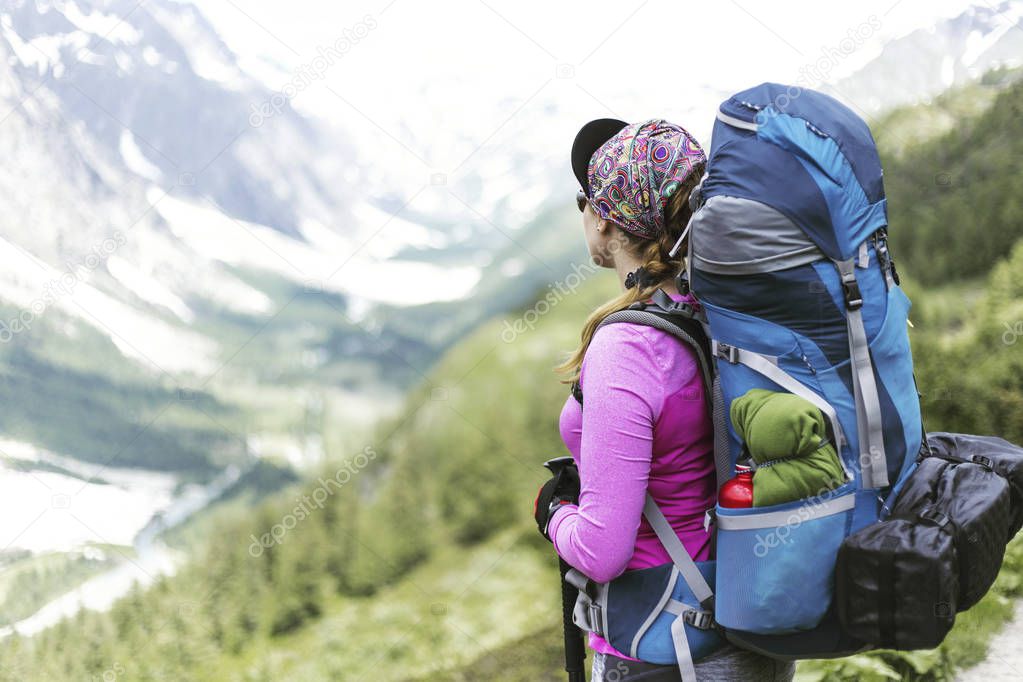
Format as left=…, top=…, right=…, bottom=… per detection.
left=557, top=555, right=586, bottom=682
left=544, top=457, right=586, bottom=682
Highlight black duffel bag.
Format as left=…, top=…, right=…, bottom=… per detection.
left=895, top=455, right=1011, bottom=609
left=926, top=432, right=1023, bottom=537
left=835, top=432, right=1022, bottom=649
left=836, top=513, right=959, bottom=649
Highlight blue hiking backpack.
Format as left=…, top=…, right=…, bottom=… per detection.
left=685, top=82, right=922, bottom=658
left=567, top=83, right=923, bottom=679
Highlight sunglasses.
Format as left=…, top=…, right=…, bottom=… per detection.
left=576, top=189, right=589, bottom=213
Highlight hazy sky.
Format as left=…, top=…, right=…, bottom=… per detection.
left=185, top=0, right=983, bottom=196
left=194, top=0, right=979, bottom=87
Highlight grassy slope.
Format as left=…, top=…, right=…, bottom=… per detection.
left=873, top=67, right=1022, bottom=158
left=209, top=526, right=561, bottom=681
left=0, top=244, right=619, bottom=681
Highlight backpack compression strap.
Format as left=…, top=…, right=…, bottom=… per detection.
left=835, top=258, right=889, bottom=489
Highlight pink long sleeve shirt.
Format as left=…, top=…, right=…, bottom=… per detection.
left=547, top=292, right=717, bottom=659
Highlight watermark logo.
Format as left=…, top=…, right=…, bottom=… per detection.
left=500, top=259, right=599, bottom=343
left=248, top=446, right=377, bottom=557
left=750, top=468, right=854, bottom=558
left=0, top=232, right=126, bottom=343
left=757, top=15, right=883, bottom=121
left=499, top=235, right=631, bottom=344
left=249, top=15, right=378, bottom=128
left=88, top=662, right=126, bottom=682
left=1002, top=321, right=1023, bottom=345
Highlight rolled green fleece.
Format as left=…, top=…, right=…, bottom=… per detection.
left=730, top=388, right=846, bottom=507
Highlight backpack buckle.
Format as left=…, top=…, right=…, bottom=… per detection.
left=971, top=455, right=993, bottom=470
left=715, top=342, right=740, bottom=364
left=683, top=608, right=714, bottom=630
left=665, top=302, right=696, bottom=319
left=703, top=508, right=716, bottom=532
left=840, top=276, right=863, bottom=310
left=918, top=508, right=951, bottom=529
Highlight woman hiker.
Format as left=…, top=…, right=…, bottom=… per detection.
left=533, top=118, right=795, bottom=681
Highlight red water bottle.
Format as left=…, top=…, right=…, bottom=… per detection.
left=719, top=463, right=754, bottom=508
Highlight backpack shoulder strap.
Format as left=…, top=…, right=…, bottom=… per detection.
left=571, top=290, right=730, bottom=489
left=571, top=289, right=714, bottom=410
left=592, top=291, right=714, bottom=402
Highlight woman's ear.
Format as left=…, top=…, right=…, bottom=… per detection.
left=604, top=222, right=629, bottom=250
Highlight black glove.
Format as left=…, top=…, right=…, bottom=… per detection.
left=533, top=462, right=580, bottom=541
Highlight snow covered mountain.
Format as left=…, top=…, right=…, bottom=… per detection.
left=826, top=0, right=1023, bottom=113
left=0, top=0, right=482, bottom=376
left=2, top=0, right=351, bottom=237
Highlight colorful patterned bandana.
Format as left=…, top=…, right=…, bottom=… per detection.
left=587, top=119, right=706, bottom=240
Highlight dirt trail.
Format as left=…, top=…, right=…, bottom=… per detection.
left=956, top=598, right=1023, bottom=681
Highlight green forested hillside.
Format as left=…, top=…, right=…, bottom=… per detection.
left=0, top=301, right=242, bottom=475
left=0, top=266, right=617, bottom=681
left=4, top=75, right=1023, bottom=680
left=884, top=70, right=1023, bottom=284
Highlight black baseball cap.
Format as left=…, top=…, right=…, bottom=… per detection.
left=571, top=117, right=628, bottom=196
